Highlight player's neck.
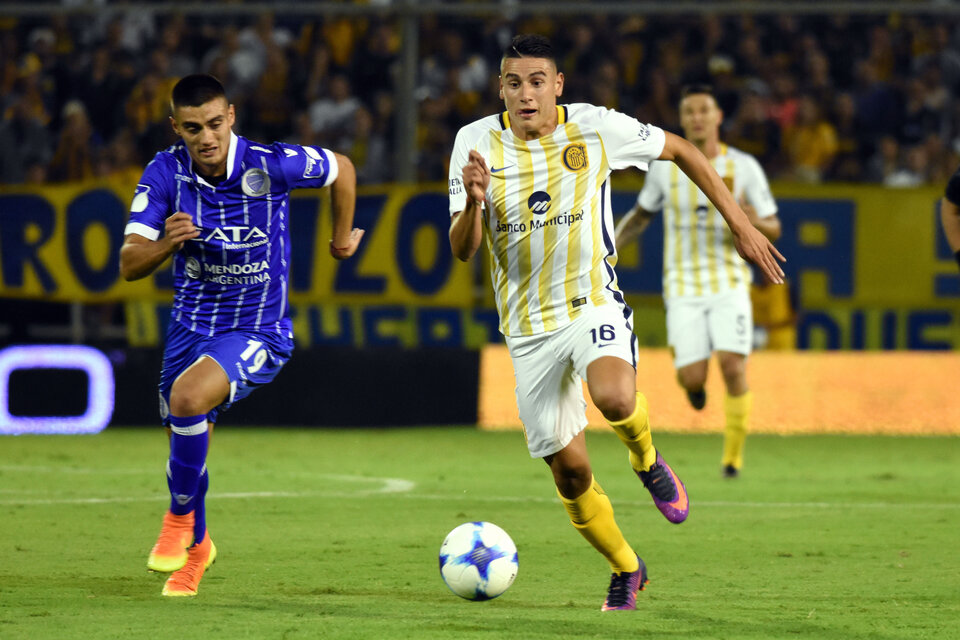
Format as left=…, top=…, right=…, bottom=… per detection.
left=511, top=112, right=559, bottom=141
left=194, top=161, right=227, bottom=183
left=694, top=138, right=722, bottom=160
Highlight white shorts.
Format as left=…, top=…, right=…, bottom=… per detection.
left=504, top=304, right=637, bottom=459
left=665, top=289, right=752, bottom=368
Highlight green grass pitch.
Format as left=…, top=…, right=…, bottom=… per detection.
left=1, top=427, right=957, bottom=639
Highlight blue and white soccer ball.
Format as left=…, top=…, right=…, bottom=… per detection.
left=439, top=521, right=519, bottom=601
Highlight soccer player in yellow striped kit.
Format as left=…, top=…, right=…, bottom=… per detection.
left=616, top=85, right=782, bottom=479
left=448, top=35, right=785, bottom=610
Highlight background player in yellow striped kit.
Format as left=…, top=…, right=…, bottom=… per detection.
left=616, top=85, right=782, bottom=478
left=449, top=36, right=785, bottom=610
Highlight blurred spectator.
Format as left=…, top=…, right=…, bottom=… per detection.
left=589, top=59, right=620, bottom=112
left=308, top=73, right=361, bottom=147
left=707, top=54, right=740, bottom=118
left=783, top=93, right=838, bottom=183
left=248, top=40, right=293, bottom=142
left=865, top=135, right=902, bottom=184
left=922, top=132, right=956, bottom=184
left=884, top=144, right=929, bottom=188
left=49, top=99, right=98, bottom=182
left=157, top=18, right=197, bottom=79
left=418, top=31, right=488, bottom=103
left=201, top=24, right=264, bottom=98
left=75, top=45, right=137, bottom=142
left=853, top=59, right=902, bottom=149
left=0, top=11, right=959, bottom=186
left=350, top=106, right=391, bottom=185
left=0, top=30, right=20, bottom=99
left=899, top=77, right=941, bottom=147
left=352, top=22, right=399, bottom=106
left=636, top=69, right=679, bottom=134
left=769, top=75, right=799, bottom=133
left=124, top=51, right=178, bottom=154
left=0, top=93, right=52, bottom=184
left=726, top=90, right=782, bottom=174
left=827, top=92, right=864, bottom=182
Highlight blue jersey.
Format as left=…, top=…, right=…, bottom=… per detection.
left=125, top=132, right=338, bottom=338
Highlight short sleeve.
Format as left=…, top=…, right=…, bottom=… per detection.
left=448, top=126, right=475, bottom=216
left=741, top=154, right=778, bottom=218
left=274, top=143, right=339, bottom=190
left=636, top=162, right=666, bottom=212
left=594, top=109, right=666, bottom=172
left=125, top=156, right=173, bottom=240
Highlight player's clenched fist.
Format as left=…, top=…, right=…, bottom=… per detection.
left=462, top=150, right=490, bottom=206
left=164, top=211, right=200, bottom=252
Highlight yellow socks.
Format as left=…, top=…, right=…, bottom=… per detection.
left=608, top=392, right=657, bottom=472
left=558, top=477, right=639, bottom=573
left=722, top=391, right=753, bottom=470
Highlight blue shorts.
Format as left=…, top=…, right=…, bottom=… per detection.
left=158, top=321, right=294, bottom=425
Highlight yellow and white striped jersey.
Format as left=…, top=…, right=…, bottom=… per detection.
left=636, top=143, right=777, bottom=300
left=449, top=103, right=666, bottom=337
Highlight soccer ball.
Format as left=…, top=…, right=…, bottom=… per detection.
left=439, top=521, right=518, bottom=601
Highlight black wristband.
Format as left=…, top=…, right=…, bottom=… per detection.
left=955, top=249, right=960, bottom=271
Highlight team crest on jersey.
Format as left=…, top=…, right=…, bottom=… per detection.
left=241, top=168, right=271, bottom=197
left=302, top=146, right=327, bottom=179
left=185, top=257, right=201, bottom=280
left=562, top=143, right=588, bottom=172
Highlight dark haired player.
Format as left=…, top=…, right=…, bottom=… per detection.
left=449, top=35, right=784, bottom=611
left=120, top=74, right=363, bottom=597
left=616, top=85, right=781, bottom=479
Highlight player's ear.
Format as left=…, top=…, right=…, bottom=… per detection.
left=555, top=71, right=564, bottom=97
left=227, top=103, right=236, bottom=127
left=169, top=115, right=180, bottom=137
left=498, top=76, right=504, bottom=100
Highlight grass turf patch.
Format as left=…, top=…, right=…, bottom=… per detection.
left=0, top=427, right=957, bottom=639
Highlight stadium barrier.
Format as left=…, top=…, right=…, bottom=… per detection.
left=2, top=344, right=478, bottom=428
left=479, top=345, right=960, bottom=435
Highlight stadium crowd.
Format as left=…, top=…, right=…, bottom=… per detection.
left=1, top=9, right=960, bottom=187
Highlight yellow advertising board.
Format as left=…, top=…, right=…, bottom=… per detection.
left=2, top=179, right=958, bottom=348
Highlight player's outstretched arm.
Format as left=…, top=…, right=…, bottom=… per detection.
left=614, top=204, right=654, bottom=253
left=119, top=211, right=199, bottom=281
left=450, top=150, right=489, bottom=262
left=659, top=132, right=785, bottom=284
left=328, top=152, right=364, bottom=260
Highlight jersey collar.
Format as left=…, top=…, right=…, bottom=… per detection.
left=193, top=131, right=240, bottom=188
left=499, top=105, right=568, bottom=132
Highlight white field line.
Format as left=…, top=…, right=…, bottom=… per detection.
left=1, top=464, right=956, bottom=509
left=0, top=487, right=957, bottom=510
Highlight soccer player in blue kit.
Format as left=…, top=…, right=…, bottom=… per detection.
left=119, top=74, right=364, bottom=597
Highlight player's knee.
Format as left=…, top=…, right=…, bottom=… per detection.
left=592, top=387, right=635, bottom=422
left=168, top=384, right=213, bottom=417
left=718, top=355, right=746, bottom=385
left=677, top=369, right=706, bottom=393
left=552, top=462, right=592, bottom=498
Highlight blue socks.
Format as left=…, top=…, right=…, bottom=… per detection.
left=194, top=466, right=208, bottom=543
left=166, top=415, right=209, bottom=522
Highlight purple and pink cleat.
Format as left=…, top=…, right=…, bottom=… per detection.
left=637, top=450, right=689, bottom=524
left=601, top=555, right=649, bottom=611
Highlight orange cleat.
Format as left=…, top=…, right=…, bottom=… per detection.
left=147, top=510, right=194, bottom=573
left=161, top=532, right=217, bottom=597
